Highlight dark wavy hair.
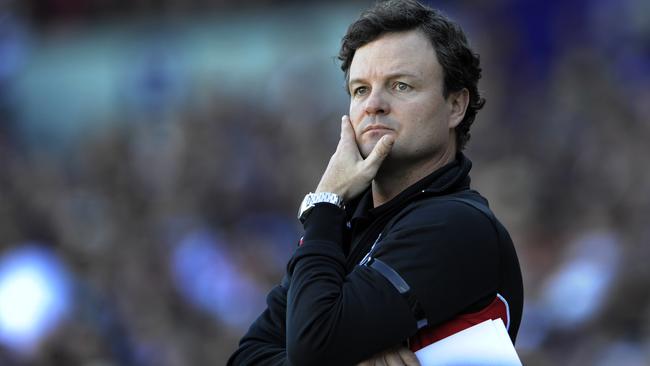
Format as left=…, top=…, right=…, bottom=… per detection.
left=339, top=0, right=485, bottom=150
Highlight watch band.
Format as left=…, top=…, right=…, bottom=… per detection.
left=297, top=192, right=344, bottom=222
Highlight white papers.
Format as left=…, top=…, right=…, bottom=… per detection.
left=414, top=319, right=522, bottom=366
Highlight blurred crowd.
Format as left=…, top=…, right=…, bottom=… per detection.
left=0, top=0, right=649, bottom=365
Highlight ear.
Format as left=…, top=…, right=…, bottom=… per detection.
left=447, top=88, right=470, bottom=129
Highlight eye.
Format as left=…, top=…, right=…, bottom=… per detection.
left=394, top=82, right=411, bottom=92
left=353, top=86, right=369, bottom=97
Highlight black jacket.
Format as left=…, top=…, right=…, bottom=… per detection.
left=228, top=153, right=523, bottom=366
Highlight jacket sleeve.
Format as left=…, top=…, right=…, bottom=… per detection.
left=227, top=277, right=289, bottom=366
left=285, top=204, right=418, bottom=366
left=285, top=201, right=500, bottom=366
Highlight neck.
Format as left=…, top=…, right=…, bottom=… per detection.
left=372, top=144, right=457, bottom=208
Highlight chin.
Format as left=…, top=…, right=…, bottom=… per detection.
left=358, top=137, right=385, bottom=158
left=358, top=144, right=374, bottom=159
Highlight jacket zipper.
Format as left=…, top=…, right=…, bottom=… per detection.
left=359, top=233, right=381, bottom=266
left=348, top=190, right=433, bottom=268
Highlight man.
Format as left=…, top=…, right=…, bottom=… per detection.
left=228, top=0, right=523, bottom=365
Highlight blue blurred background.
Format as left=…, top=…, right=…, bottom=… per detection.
left=0, top=0, right=649, bottom=365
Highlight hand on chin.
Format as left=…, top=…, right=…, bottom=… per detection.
left=358, top=132, right=395, bottom=159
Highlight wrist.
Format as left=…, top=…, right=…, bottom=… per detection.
left=297, top=192, right=345, bottom=223
left=315, top=183, right=346, bottom=201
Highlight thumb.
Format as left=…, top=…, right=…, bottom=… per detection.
left=364, top=134, right=394, bottom=171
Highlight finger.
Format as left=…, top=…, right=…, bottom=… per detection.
left=339, top=115, right=357, bottom=145
left=374, top=354, right=388, bottom=366
left=396, top=347, right=421, bottom=366
left=383, top=350, right=406, bottom=366
left=364, top=134, right=395, bottom=169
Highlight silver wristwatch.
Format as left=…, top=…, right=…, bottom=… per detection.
left=297, top=192, right=344, bottom=222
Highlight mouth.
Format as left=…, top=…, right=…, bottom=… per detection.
left=362, top=124, right=394, bottom=134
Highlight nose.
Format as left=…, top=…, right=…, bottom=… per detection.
left=364, top=89, right=390, bottom=115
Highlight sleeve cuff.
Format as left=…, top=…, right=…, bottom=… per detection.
left=301, top=203, right=346, bottom=246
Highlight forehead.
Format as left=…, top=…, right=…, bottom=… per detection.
left=349, top=30, right=441, bottom=81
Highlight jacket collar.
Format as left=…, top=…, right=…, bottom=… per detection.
left=349, top=152, right=472, bottom=222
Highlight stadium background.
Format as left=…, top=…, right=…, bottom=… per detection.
left=0, top=0, right=649, bottom=364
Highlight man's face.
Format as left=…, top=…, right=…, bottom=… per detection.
left=348, top=30, right=459, bottom=164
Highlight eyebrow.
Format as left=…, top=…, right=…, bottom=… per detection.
left=348, top=72, right=420, bottom=87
